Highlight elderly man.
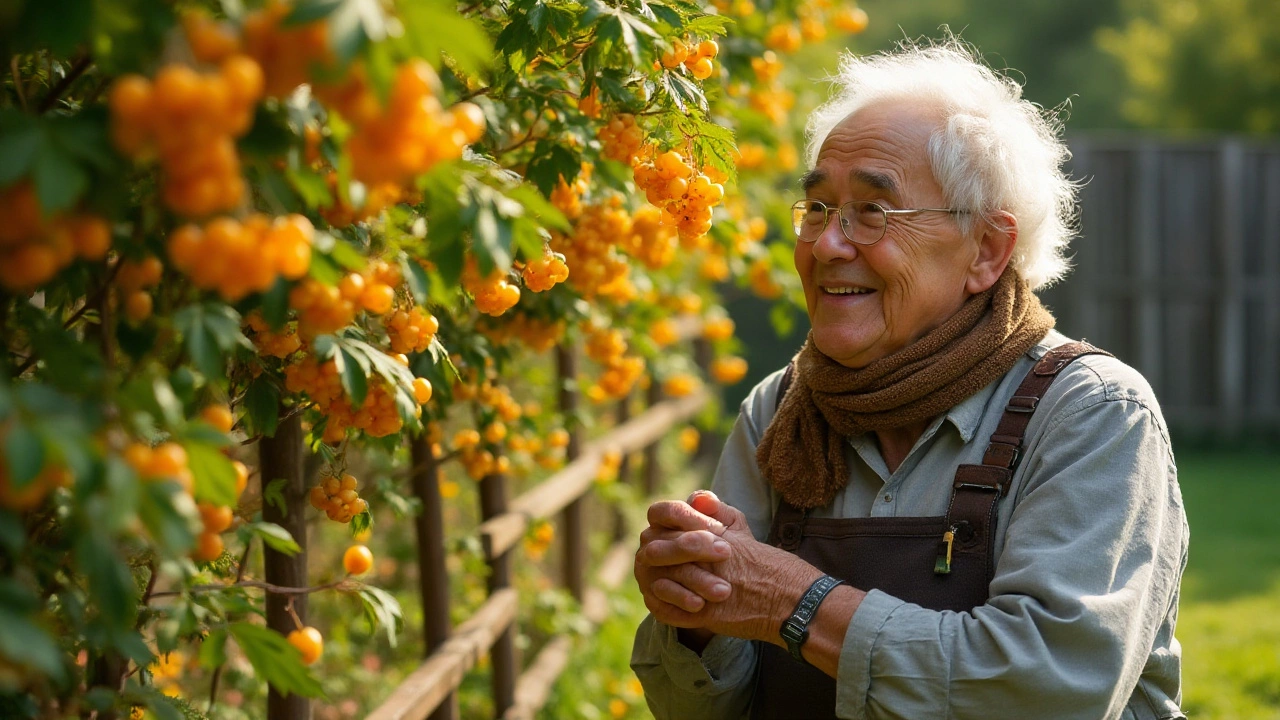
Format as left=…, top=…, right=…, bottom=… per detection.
left=631, top=41, right=1188, bottom=720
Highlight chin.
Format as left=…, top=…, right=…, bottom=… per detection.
left=811, top=328, right=880, bottom=368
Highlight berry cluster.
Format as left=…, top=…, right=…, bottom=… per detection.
left=124, top=442, right=194, bottom=494
left=523, top=521, right=555, bottom=560
left=320, top=176, right=406, bottom=228
left=181, top=11, right=240, bottom=64
left=661, top=39, right=720, bottom=80
left=597, top=114, right=645, bottom=165
left=578, top=87, right=602, bottom=119
left=550, top=199, right=633, bottom=301
left=632, top=150, right=725, bottom=244
left=309, top=473, right=368, bottom=523
left=461, top=256, right=521, bottom=317
left=242, top=2, right=331, bottom=97
left=450, top=429, right=511, bottom=480
left=194, top=501, right=234, bottom=562
left=595, top=449, right=623, bottom=484
left=648, top=318, right=680, bottom=347
left=702, top=315, right=735, bottom=342
left=585, top=326, right=646, bottom=400
left=748, top=257, right=784, bottom=299
left=678, top=427, right=701, bottom=454
left=317, top=61, right=484, bottom=187
left=288, top=262, right=400, bottom=339
left=167, top=214, right=312, bottom=302
left=283, top=357, right=411, bottom=441
left=478, top=314, right=566, bottom=353
left=618, top=205, right=677, bottom=270
left=116, top=256, right=163, bottom=323
left=0, top=456, right=71, bottom=511
left=764, top=24, right=802, bottom=53
left=521, top=247, right=570, bottom=292
left=0, top=182, right=111, bottom=292
left=662, top=373, right=702, bottom=398
left=386, top=305, right=439, bottom=354
left=832, top=5, right=870, bottom=33
left=550, top=164, right=592, bottom=220
left=244, top=311, right=303, bottom=358
left=109, top=56, right=263, bottom=217
left=711, top=356, right=749, bottom=384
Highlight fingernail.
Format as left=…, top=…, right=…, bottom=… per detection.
left=712, top=582, right=730, bottom=596
left=712, top=540, right=730, bottom=555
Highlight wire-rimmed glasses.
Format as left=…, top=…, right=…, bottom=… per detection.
left=789, top=199, right=968, bottom=245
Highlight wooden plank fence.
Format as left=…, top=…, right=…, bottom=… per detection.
left=367, top=316, right=713, bottom=720
left=1042, top=134, right=1280, bottom=437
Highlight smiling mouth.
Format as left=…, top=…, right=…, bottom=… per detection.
left=821, top=286, right=874, bottom=295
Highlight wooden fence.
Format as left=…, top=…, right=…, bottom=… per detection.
left=1040, top=135, right=1280, bottom=437
left=352, top=318, right=714, bottom=720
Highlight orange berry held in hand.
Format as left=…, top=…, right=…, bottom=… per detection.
left=343, top=544, right=374, bottom=575
left=287, top=627, right=324, bottom=665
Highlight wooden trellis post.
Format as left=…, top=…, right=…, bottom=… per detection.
left=556, top=343, right=586, bottom=602
left=479, top=461, right=517, bottom=716
left=410, top=436, right=457, bottom=720
left=259, top=409, right=309, bottom=720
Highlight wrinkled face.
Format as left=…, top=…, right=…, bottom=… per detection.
left=795, top=100, right=981, bottom=368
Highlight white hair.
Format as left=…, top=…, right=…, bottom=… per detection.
left=804, top=38, right=1077, bottom=290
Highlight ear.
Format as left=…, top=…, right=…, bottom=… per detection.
left=965, top=210, right=1018, bottom=294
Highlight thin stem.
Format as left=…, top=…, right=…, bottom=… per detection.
left=148, top=577, right=355, bottom=599
left=10, top=57, right=28, bottom=111
left=496, top=124, right=540, bottom=155
left=39, top=54, right=94, bottom=113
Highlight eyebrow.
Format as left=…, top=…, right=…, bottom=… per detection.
left=799, top=168, right=901, bottom=197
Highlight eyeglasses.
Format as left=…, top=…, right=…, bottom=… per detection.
left=789, top=199, right=968, bottom=246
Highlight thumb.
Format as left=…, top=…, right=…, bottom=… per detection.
left=688, top=490, right=746, bottom=530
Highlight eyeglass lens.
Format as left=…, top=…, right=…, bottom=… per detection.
left=791, top=201, right=887, bottom=244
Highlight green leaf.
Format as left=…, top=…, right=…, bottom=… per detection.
left=174, top=304, right=249, bottom=379
left=401, top=257, right=430, bottom=305
left=264, top=478, right=288, bottom=514
left=349, top=510, right=372, bottom=537
left=506, top=184, right=570, bottom=232
left=327, top=237, right=367, bottom=271
left=76, top=532, right=137, bottom=627
left=198, top=628, right=229, bottom=668
left=246, top=522, right=301, bottom=556
left=333, top=346, right=369, bottom=407
left=31, top=143, right=87, bottom=214
left=239, top=106, right=294, bottom=159
left=356, top=585, right=404, bottom=647
left=397, top=0, right=492, bottom=76
left=286, top=167, right=333, bottom=209
left=0, top=112, right=43, bottom=186
left=244, top=376, right=282, bottom=438
left=261, top=277, right=291, bottom=329
left=0, top=606, right=67, bottom=683
left=284, top=0, right=345, bottom=25
left=13, top=0, right=94, bottom=56
left=526, top=141, right=581, bottom=197
left=187, top=442, right=237, bottom=506
left=228, top=623, right=326, bottom=699
left=4, top=423, right=45, bottom=490
left=137, top=481, right=197, bottom=556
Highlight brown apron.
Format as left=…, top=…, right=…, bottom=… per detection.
left=749, top=342, right=1109, bottom=720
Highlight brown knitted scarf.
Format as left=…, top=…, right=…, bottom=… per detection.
left=755, top=268, right=1055, bottom=509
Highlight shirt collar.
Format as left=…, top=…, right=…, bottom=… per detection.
left=942, top=371, right=1006, bottom=444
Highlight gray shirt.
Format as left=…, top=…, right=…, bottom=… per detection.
left=632, top=330, right=1188, bottom=720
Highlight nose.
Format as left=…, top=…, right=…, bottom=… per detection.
left=809, top=211, right=859, bottom=263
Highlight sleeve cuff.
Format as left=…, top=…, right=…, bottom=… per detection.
left=835, top=589, right=905, bottom=718
left=656, top=622, right=758, bottom=692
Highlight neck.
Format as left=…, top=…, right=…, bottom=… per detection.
left=875, top=419, right=932, bottom=474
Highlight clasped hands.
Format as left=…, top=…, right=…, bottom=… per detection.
left=633, top=490, right=823, bottom=648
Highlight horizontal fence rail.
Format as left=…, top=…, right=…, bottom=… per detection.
left=369, top=320, right=714, bottom=720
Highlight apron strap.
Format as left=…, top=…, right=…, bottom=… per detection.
left=940, top=342, right=1113, bottom=577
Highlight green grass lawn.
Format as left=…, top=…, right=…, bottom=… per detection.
left=1175, top=450, right=1280, bottom=720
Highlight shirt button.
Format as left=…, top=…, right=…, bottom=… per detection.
left=883, top=493, right=893, bottom=503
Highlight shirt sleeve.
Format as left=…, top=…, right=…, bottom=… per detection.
left=631, top=373, right=783, bottom=719
left=835, top=385, right=1187, bottom=720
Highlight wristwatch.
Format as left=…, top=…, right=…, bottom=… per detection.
left=779, top=574, right=845, bottom=663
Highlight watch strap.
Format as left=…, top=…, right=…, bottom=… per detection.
left=779, top=574, right=844, bottom=663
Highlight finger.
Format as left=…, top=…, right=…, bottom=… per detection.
left=642, top=594, right=701, bottom=629
left=652, top=577, right=706, bottom=613
left=664, top=563, right=732, bottom=602
left=638, top=530, right=732, bottom=567
left=647, top=501, right=727, bottom=535
left=688, top=490, right=749, bottom=531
